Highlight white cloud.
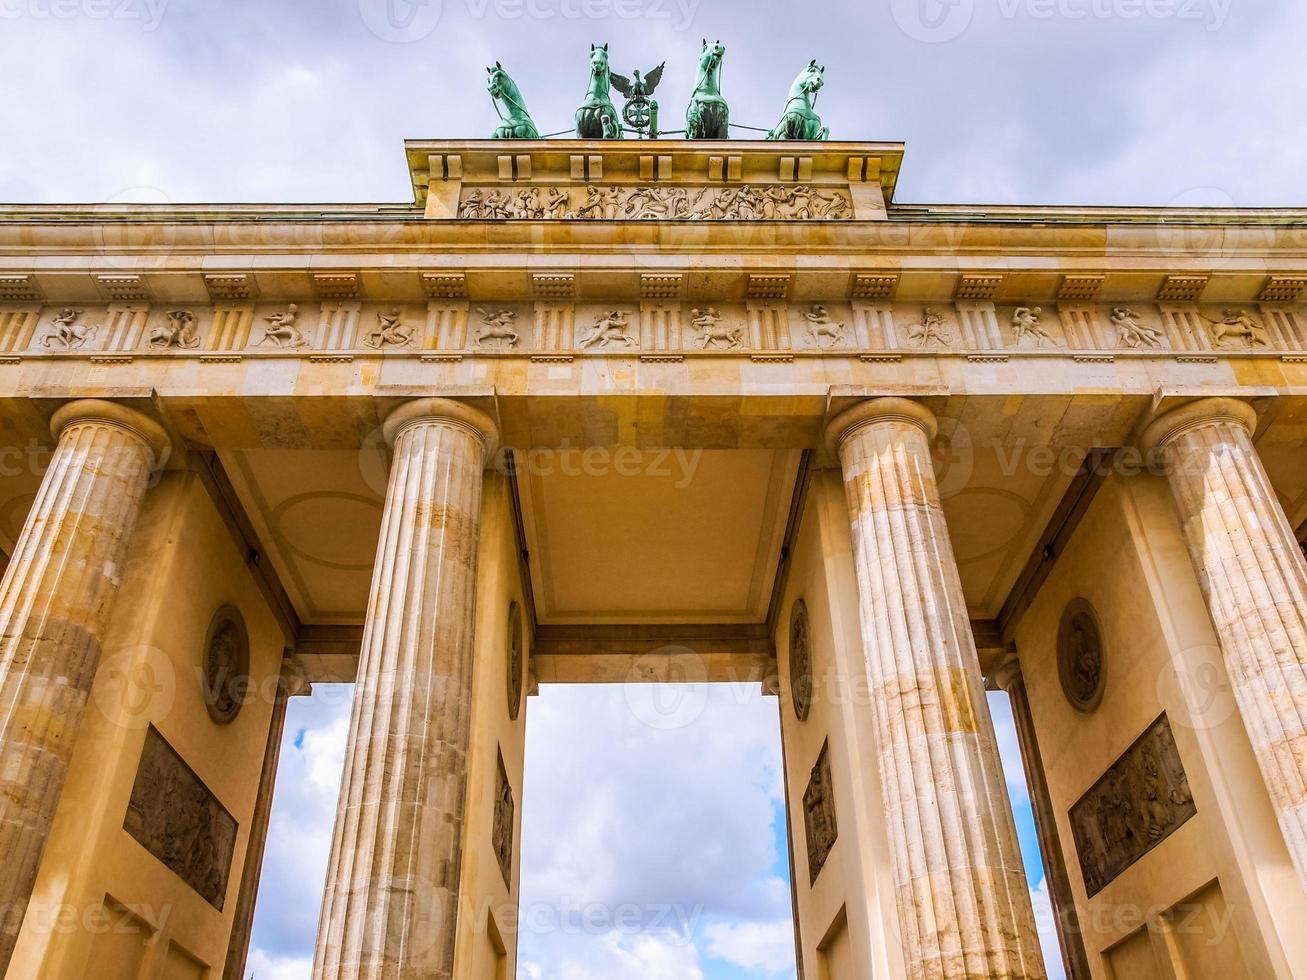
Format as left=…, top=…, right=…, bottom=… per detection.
left=1030, top=876, right=1068, bottom=980
left=246, top=948, right=312, bottom=980
left=704, top=919, right=798, bottom=975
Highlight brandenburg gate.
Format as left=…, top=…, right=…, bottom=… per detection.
left=1, top=86, right=1306, bottom=980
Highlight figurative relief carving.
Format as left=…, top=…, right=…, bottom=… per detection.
left=789, top=598, right=812, bottom=722
left=1205, top=308, right=1268, bottom=348
left=804, top=305, right=845, bottom=347
left=1111, top=307, right=1163, bottom=349
left=493, top=750, right=515, bottom=888
left=457, top=184, right=853, bottom=221
left=124, top=726, right=237, bottom=910
left=1070, top=714, right=1196, bottom=897
left=579, top=310, right=637, bottom=349
left=1058, top=598, right=1105, bottom=713
left=203, top=605, right=249, bottom=726
left=364, top=309, right=414, bottom=349
left=259, top=305, right=310, bottom=349
left=476, top=308, right=519, bottom=347
left=803, top=741, right=838, bottom=884
left=1012, top=306, right=1057, bottom=347
left=149, top=310, right=200, bottom=350
left=507, top=600, right=524, bottom=721
left=691, top=307, right=742, bottom=349
left=907, top=307, right=951, bottom=347
left=41, top=308, right=96, bottom=350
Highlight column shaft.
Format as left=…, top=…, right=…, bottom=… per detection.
left=313, top=399, right=496, bottom=980
left=0, top=400, right=166, bottom=972
left=827, top=398, right=1044, bottom=980
left=991, top=658, right=1090, bottom=980
left=1144, top=398, right=1307, bottom=887
left=223, top=658, right=311, bottom=980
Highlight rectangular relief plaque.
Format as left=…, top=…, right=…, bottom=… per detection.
left=123, top=726, right=238, bottom=910
left=803, top=741, right=838, bottom=885
left=493, top=749, right=515, bottom=889
left=1070, top=713, right=1196, bottom=897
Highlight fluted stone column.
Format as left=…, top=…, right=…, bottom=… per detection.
left=313, top=398, right=497, bottom=980
left=826, top=398, right=1044, bottom=980
left=990, top=656, right=1090, bottom=980
left=1142, top=397, right=1307, bottom=888
left=0, top=400, right=168, bottom=972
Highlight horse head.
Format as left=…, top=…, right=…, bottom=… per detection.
left=487, top=61, right=508, bottom=100
left=798, top=60, right=826, bottom=98
left=589, top=43, right=610, bottom=79
left=699, top=38, right=725, bottom=71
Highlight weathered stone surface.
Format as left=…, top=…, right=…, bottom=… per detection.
left=0, top=399, right=166, bottom=974
left=123, top=725, right=239, bottom=909
left=1144, top=397, right=1307, bottom=889
left=827, top=397, right=1045, bottom=980
left=312, top=397, right=497, bottom=980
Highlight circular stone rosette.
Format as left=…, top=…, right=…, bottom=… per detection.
left=507, top=600, right=525, bottom=721
left=1057, top=597, right=1105, bottom=713
left=202, top=605, right=250, bottom=725
left=789, top=598, right=813, bottom=722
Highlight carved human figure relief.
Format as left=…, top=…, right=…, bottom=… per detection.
left=907, top=307, right=951, bottom=347
left=1012, top=306, right=1057, bottom=347
left=1111, top=307, right=1163, bottom=349
left=691, top=307, right=743, bottom=349
left=149, top=310, right=200, bottom=350
left=1205, top=308, right=1268, bottom=348
left=803, top=741, right=838, bottom=884
left=457, top=184, right=854, bottom=221
left=364, top=309, right=414, bottom=349
left=804, top=305, right=845, bottom=347
left=1070, top=714, right=1196, bottom=897
left=475, top=308, right=519, bottom=347
left=41, top=308, right=97, bottom=350
left=1058, top=598, right=1105, bottom=713
left=579, top=310, right=637, bottom=349
left=789, top=598, right=813, bottom=721
left=259, top=304, right=310, bottom=349
left=492, top=751, right=515, bottom=888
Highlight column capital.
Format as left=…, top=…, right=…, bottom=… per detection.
left=988, top=652, right=1024, bottom=695
left=824, top=396, right=937, bottom=455
left=382, top=397, right=499, bottom=456
left=1139, top=396, right=1257, bottom=452
left=49, top=399, right=170, bottom=468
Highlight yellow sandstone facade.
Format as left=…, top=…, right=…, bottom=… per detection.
left=0, top=139, right=1304, bottom=979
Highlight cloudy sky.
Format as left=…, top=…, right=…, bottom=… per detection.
left=5, top=1, right=1299, bottom=977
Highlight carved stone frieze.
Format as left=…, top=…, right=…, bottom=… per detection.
left=40, top=308, right=97, bottom=350
left=1070, top=714, right=1196, bottom=897
left=457, top=184, right=853, bottom=220
left=124, top=726, right=238, bottom=909
left=493, top=749, right=515, bottom=888
left=803, top=740, right=837, bottom=884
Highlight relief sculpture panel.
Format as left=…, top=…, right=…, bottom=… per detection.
left=458, top=184, right=853, bottom=220
left=123, top=726, right=238, bottom=910
left=803, top=740, right=838, bottom=884
left=1069, top=713, right=1196, bottom=897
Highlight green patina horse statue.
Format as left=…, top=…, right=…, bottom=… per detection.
left=767, top=60, right=829, bottom=141
left=575, top=43, right=623, bottom=140
left=487, top=62, right=539, bottom=139
left=685, top=39, right=729, bottom=140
